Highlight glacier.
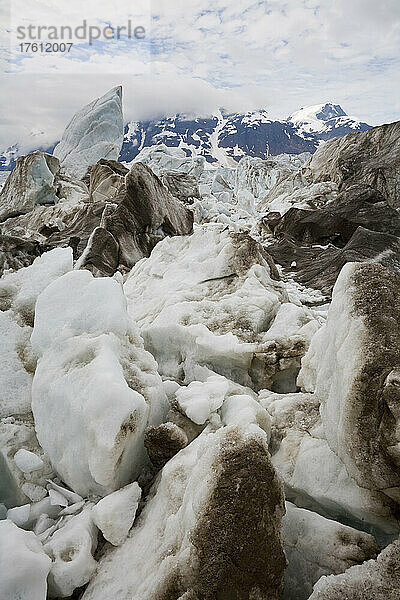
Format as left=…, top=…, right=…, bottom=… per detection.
left=0, top=87, right=399, bottom=600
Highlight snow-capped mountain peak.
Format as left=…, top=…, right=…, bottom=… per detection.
left=287, top=103, right=369, bottom=139
left=289, top=103, right=346, bottom=125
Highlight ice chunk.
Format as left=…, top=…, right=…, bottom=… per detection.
left=261, top=390, right=400, bottom=538
left=46, top=481, right=83, bottom=505
left=0, top=152, right=60, bottom=221
left=48, top=489, right=68, bottom=508
left=175, top=375, right=230, bottom=424
left=14, top=449, right=44, bottom=473
left=31, top=270, right=167, bottom=496
left=92, top=482, right=141, bottom=546
left=0, top=418, right=53, bottom=508
left=0, top=520, right=51, bottom=600
left=21, top=484, right=47, bottom=503
left=298, top=262, right=400, bottom=503
left=44, top=508, right=98, bottom=598
left=7, top=504, right=31, bottom=527
left=131, top=144, right=205, bottom=178
left=30, top=269, right=128, bottom=354
left=0, top=247, right=73, bottom=324
left=0, top=312, right=32, bottom=417
left=124, top=224, right=290, bottom=389
left=308, top=537, right=400, bottom=599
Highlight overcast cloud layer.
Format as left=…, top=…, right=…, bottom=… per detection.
left=0, top=0, right=399, bottom=151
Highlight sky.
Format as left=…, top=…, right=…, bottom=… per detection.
left=0, top=0, right=399, bottom=151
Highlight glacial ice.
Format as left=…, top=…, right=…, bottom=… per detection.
left=308, top=537, right=400, bottom=599
left=282, top=501, right=378, bottom=600
left=0, top=152, right=60, bottom=222
left=0, top=519, right=51, bottom=600
left=0, top=417, right=53, bottom=508
left=131, top=144, right=206, bottom=178
left=299, top=262, right=400, bottom=509
left=0, top=246, right=73, bottom=324
left=124, top=224, right=318, bottom=390
left=1, top=96, right=400, bottom=600
left=53, top=87, right=124, bottom=180
left=44, top=507, right=98, bottom=598
left=82, top=422, right=286, bottom=600
left=262, top=390, right=400, bottom=537
left=92, top=482, right=141, bottom=546
left=31, top=269, right=167, bottom=496
left=14, top=449, right=44, bottom=473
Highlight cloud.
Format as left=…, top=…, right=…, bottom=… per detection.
left=0, top=0, right=399, bottom=150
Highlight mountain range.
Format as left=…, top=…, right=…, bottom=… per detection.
left=0, top=103, right=371, bottom=171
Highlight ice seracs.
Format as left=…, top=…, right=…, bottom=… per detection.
left=53, top=87, right=124, bottom=180
left=0, top=88, right=399, bottom=599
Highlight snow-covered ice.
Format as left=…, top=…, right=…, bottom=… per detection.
left=92, top=482, right=141, bottom=546
left=44, top=507, right=98, bottom=597
left=31, top=269, right=167, bottom=496
left=0, top=520, right=51, bottom=600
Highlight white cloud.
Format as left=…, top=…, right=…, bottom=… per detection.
left=0, top=0, right=399, bottom=150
